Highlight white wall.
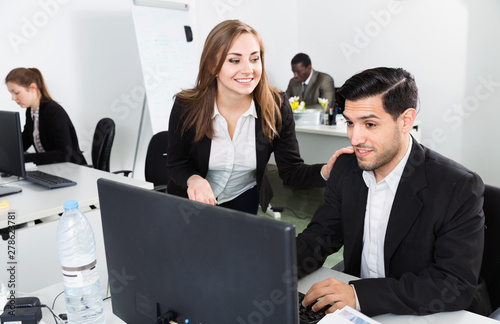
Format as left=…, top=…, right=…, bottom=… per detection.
left=0, top=0, right=144, bottom=174
left=1, top=0, right=499, bottom=186
left=293, top=0, right=499, bottom=186
left=192, top=0, right=500, bottom=186
left=461, top=0, right=500, bottom=186
left=296, top=0, right=471, bottom=161
left=193, top=0, right=297, bottom=90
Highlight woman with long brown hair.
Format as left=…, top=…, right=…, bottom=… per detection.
left=167, top=20, right=350, bottom=214
left=5, top=67, right=87, bottom=165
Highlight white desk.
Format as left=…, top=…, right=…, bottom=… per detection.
left=0, top=163, right=153, bottom=293
left=299, top=267, right=498, bottom=324
left=293, top=122, right=421, bottom=164
left=0, top=163, right=153, bottom=229
left=291, top=124, right=351, bottom=165
left=30, top=282, right=124, bottom=324
left=28, top=268, right=497, bottom=324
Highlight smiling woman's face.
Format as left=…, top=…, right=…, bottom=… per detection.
left=216, top=33, right=262, bottom=101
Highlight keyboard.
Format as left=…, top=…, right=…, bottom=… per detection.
left=299, top=292, right=330, bottom=324
left=26, top=170, right=77, bottom=189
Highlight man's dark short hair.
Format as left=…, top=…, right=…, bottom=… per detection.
left=291, top=53, right=311, bottom=67
left=336, top=67, right=418, bottom=120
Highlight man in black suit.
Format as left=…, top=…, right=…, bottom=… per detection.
left=285, top=53, right=335, bottom=110
left=297, top=67, right=490, bottom=317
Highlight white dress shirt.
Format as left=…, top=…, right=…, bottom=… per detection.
left=205, top=101, right=257, bottom=204
left=302, top=69, right=313, bottom=94
left=360, top=135, right=413, bottom=279
left=31, top=107, right=45, bottom=153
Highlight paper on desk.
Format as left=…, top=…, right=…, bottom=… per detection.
left=25, top=162, right=38, bottom=171
left=318, top=305, right=380, bottom=324
left=318, top=314, right=352, bottom=324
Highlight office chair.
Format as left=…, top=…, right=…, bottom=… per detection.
left=481, top=184, right=500, bottom=318
left=90, top=118, right=116, bottom=172
left=144, top=131, right=169, bottom=192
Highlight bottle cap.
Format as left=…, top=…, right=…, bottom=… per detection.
left=63, top=200, right=79, bottom=210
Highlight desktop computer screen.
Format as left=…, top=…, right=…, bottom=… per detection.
left=0, top=110, right=26, bottom=178
left=97, top=178, right=299, bottom=324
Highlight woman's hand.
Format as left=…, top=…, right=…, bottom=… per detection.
left=186, top=175, right=217, bottom=205
left=321, top=146, right=355, bottom=180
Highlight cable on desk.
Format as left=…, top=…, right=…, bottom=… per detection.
left=40, top=304, right=66, bottom=324
left=50, top=289, right=111, bottom=323
left=51, top=290, right=66, bottom=324
left=51, top=291, right=64, bottom=310
left=271, top=206, right=310, bottom=220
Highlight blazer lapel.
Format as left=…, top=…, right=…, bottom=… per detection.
left=343, top=166, right=369, bottom=276
left=293, top=82, right=302, bottom=99
left=383, top=142, right=427, bottom=274
left=254, top=103, right=268, bottom=185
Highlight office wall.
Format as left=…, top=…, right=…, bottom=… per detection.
left=0, top=0, right=144, bottom=173
left=461, top=0, right=500, bottom=186
left=193, top=0, right=297, bottom=89
left=193, top=0, right=500, bottom=186
left=1, top=0, right=498, bottom=186
left=295, top=0, right=470, bottom=160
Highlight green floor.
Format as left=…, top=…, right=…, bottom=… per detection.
left=257, top=164, right=343, bottom=269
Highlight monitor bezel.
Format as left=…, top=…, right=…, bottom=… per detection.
left=0, top=110, right=26, bottom=178
left=97, top=178, right=299, bottom=324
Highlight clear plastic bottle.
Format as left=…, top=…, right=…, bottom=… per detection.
left=57, top=200, right=105, bottom=324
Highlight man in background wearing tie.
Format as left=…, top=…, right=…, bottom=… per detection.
left=285, top=53, right=335, bottom=110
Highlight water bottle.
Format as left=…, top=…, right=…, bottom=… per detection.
left=57, top=200, right=105, bottom=324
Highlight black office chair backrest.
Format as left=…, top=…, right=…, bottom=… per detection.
left=91, top=118, right=115, bottom=172
left=481, top=184, right=500, bottom=311
left=145, top=131, right=169, bottom=188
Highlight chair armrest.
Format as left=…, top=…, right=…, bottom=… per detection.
left=490, top=307, right=500, bottom=320
left=113, top=170, right=133, bottom=177
left=331, top=260, right=344, bottom=272
left=153, top=184, right=168, bottom=193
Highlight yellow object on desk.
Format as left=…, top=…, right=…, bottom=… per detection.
left=0, top=201, right=9, bottom=216
left=289, top=96, right=305, bottom=112
left=0, top=201, right=9, bottom=210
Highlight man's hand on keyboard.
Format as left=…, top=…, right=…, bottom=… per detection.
left=302, top=277, right=356, bottom=313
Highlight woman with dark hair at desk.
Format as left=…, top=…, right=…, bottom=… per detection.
left=5, top=67, right=87, bottom=165
left=167, top=19, right=352, bottom=214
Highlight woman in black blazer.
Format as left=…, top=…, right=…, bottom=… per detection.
left=5, top=67, right=86, bottom=166
left=167, top=20, right=351, bottom=214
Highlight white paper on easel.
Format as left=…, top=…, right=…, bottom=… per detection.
left=130, top=0, right=198, bottom=134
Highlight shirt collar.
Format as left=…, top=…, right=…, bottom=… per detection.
left=304, top=69, right=313, bottom=85
left=212, top=100, right=258, bottom=119
left=30, top=107, right=40, bottom=119
left=362, top=135, right=413, bottom=193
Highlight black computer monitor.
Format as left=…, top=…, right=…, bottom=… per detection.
left=0, top=110, right=26, bottom=178
left=97, top=178, right=299, bottom=324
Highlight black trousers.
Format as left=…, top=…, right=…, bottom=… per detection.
left=218, top=185, right=259, bottom=215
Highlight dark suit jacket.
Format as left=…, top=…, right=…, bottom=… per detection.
left=22, top=100, right=87, bottom=165
left=296, top=139, right=488, bottom=316
left=286, top=70, right=335, bottom=110
left=167, top=93, right=326, bottom=211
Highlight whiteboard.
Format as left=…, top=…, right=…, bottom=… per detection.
left=130, top=0, right=197, bottom=134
